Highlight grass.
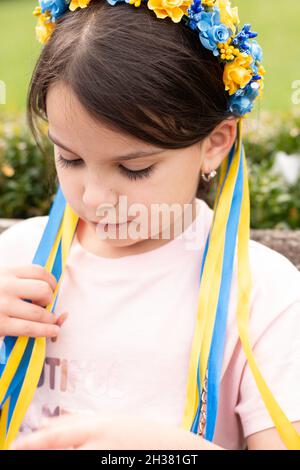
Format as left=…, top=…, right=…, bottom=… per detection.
left=0, top=0, right=300, bottom=113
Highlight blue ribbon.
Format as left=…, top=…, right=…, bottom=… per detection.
left=190, top=141, right=243, bottom=437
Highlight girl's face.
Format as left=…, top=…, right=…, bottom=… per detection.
left=46, top=81, right=236, bottom=252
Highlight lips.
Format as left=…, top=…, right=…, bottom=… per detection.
left=93, top=220, right=128, bottom=226
left=92, top=217, right=136, bottom=225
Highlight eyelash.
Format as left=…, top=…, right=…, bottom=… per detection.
left=56, top=154, right=155, bottom=181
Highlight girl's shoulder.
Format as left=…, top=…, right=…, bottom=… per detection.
left=248, top=237, right=300, bottom=297
left=0, top=216, right=49, bottom=268
left=239, top=237, right=300, bottom=344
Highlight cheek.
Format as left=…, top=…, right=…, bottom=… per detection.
left=55, top=166, right=84, bottom=208
left=178, top=153, right=201, bottom=187
left=161, top=158, right=200, bottom=202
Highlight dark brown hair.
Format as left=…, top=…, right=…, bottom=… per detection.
left=27, top=0, right=234, bottom=198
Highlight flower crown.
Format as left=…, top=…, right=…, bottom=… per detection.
left=33, top=0, right=265, bottom=116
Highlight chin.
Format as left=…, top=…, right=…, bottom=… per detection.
left=95, top=230, right=146, bottom=247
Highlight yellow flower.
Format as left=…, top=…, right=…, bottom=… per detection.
left=258, top=64, right=266, bottom=77
left=216, top=0, right=239, bottom=34
left=218, top=38, right=240, bottom=61
left=147, top=0, right=192, bottom=23
left=33, top=8, right=55, bottom=45
left=1, top=164, right=15, bottom=178
left=223, top=53, right=253, bottom=95
left=202, top=0, right=215, bottom=6
left=257, top=64, right=266, bottom=98
left=32, top=6, right=42, bottom=17
left=69, top=0, right=92, bottom=11
left=128, top=0, right=143, bottom=6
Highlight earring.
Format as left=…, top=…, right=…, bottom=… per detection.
left=201, top=170, right=217, bottom=182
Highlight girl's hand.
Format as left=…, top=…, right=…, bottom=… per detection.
left=9, top=412, right=222, bottom=450
left=0, top=265, right=68, bottom=338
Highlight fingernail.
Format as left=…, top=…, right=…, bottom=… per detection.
left=57, top=312, right=69, bottom=327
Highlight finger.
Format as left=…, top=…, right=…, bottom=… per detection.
left=3, top=318, right=61, bottom=338
left=9, top=264, right=57, bottom=292
left=56, top=312, right=69, bottom=327
left=4, top=278, right=55, bottom=307
left=51, top=312, right=69, bottom=342
left=40, top=411, right=96, bottom=429
left=10, top=417, right=98, bottom=450
left=40, top=411, right=73, bottom=428
left=76, top=441, right=105, bottom=450
left=3, top=298, right=57, bottom=324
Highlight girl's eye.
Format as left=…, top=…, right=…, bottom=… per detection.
left=56, top=154, right=155, bottom=180
left=118, top=164, right=155, bottom=180
left=56, top=154, right=83, bottom=169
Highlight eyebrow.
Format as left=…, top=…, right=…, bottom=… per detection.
left=47, top=131, right=165, bottom=161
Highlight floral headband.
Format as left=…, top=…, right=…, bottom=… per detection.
left=33, top=0, right=265, bottom=116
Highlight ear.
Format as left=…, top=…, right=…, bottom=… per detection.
left=200, top=117, right=238, bottom=173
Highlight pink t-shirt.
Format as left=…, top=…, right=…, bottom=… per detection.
left=0, top=197, right=299, bottom=449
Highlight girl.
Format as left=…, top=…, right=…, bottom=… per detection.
left=0, top=0, right=300, bottom=450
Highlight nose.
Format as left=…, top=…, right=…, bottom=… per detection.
left=82, top=177, right=118, bottom=220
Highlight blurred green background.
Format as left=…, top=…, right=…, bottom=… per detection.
left=1, top=0, right=300, bottom=112
left=0, top=0, right=41, bottom=113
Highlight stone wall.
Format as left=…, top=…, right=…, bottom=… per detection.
left=249, top=229, right=300, bottom=271
left=0, top=219, right=299, bottom=270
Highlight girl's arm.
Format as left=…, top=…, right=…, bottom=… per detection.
left=11, top=413, right=300, bottom=450
left=10, top=413, right=225, bottom=450
left=247, top=421, right=300, bottom=450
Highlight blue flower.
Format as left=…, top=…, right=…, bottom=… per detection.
left=187, top=6, right=204, bottom=31
left=251, top=40, right=262, bottom=62
left=187, top=0, right=204, bottom=24
left=197, top=10, right=221, bottom=32
left=248, top=40, right=263, bottom=73
left=106, top=0, right=126, bottom=5
left=40, top=0, right=69, bottom=21
left=199, top=25, right=231, bottom=55
left=232, top=24, right=257, bottom=53
left=229, top=81, right=260, bottom=115
left=190, top=0, right=203, bottom=13
left=195, top=8, right=231, bottom=56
